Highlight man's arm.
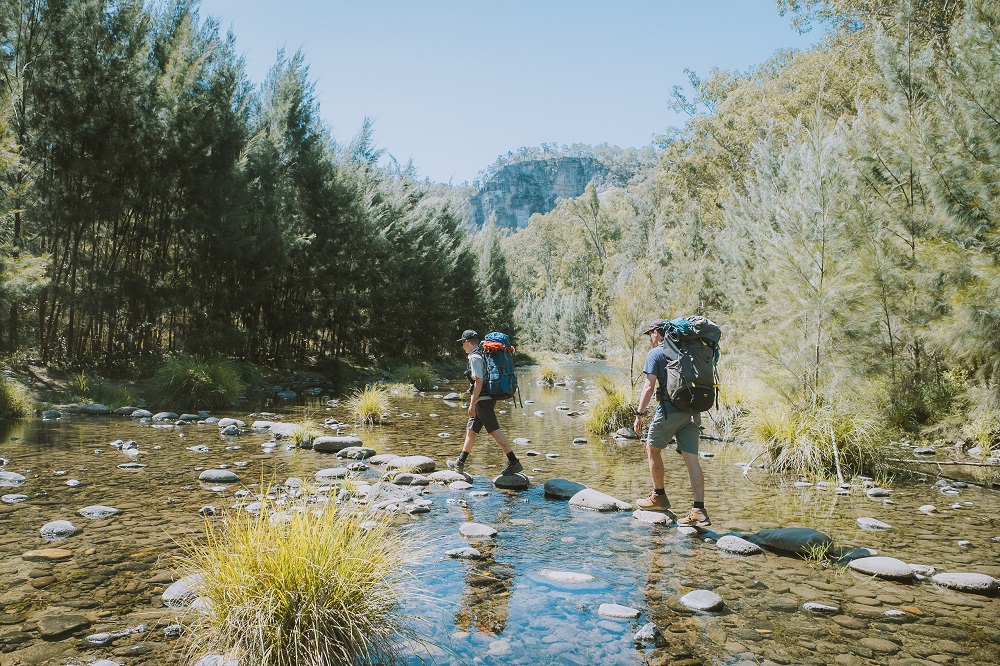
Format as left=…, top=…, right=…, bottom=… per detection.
left=469, top=376, right=483, bottom=418
left=633, top=372, right=657, bottom=434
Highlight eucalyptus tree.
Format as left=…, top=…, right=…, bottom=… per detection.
left=474, top=219, right=516, bottom=336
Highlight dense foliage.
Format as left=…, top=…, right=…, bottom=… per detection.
left=505, top=0, right=1000, bottom=460
left=0, top=0, right=486, bottom=371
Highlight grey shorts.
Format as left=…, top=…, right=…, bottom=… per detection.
left=646, top=403, right=701, bottom=454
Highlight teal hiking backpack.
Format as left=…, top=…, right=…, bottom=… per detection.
left=659, top=316, right=722, bottom=412
left=479, top=331, right=518, bottom=401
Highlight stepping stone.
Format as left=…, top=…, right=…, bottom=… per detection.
left=716, top=535, right=764, bottom=556
left=494, top=473, right=529, bottom=490
left=313, top=436, right=362, bottom=453
left=459, top=522, right=497, bottom=538
left=538, top=569, right=595, bottom=584
left=931, top=572, right=999, bottom=595
left=543, top=478, right=586, bottom=500
left=569, top=489, right=631, bottom=511
left=633, top=509, right=674, bottom=525
left=848, top=556, right=915, bottom=581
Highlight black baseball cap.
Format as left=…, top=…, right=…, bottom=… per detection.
left=456, top=329, right=479, bottom=343
left=642, top=319, right=667, bottom=334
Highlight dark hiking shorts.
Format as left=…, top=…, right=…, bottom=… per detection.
left=467, top=398, right=500, bottom=434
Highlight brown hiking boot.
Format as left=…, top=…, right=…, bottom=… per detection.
left=677, top=507, right=711, bottom=527
left=636, top=491, right=671, bottom=511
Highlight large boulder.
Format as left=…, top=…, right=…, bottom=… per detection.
left=743, top=527, right=834, bottom=556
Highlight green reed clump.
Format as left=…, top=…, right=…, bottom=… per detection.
left=290, top=412, right=322, bottom=448
left=347, top=384, right=391, bottom=425
left=0, top=376, right=31, bottom=418
left=151, top=354, right=246, bottom=410
left=178, top=490, right=413, bottom=666
left=584, top=374, right=635, bottom=435
left=398, top=364, right=436, bottom=392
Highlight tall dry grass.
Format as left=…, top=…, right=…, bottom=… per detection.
left=347, top=384, right=391, bottom=425
left=178, top=489, right=416, bottom=666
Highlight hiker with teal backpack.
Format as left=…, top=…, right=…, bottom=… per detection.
left=448, top=329, right=523, bottom=478
left=633, top=316, right=722, bottom=527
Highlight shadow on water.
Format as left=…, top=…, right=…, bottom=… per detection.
left=0, top=360, right=998, bottom=665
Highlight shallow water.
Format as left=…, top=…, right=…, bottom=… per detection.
left=1, top=361, right=998, bottom=666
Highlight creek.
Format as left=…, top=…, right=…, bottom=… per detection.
left=1, top=361, right=998, bottom=665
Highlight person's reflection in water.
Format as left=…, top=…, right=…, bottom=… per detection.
left=453, top=507, right=514, bottom=635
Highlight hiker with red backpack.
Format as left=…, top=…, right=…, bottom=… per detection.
left=448, top=329, right=524, bottom=478
left=633, top=316, right=722, bottom=527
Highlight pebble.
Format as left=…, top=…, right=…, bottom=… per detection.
left=459, top=522, right=497, bottom=538
left=848, top=556, right=915, bottom=581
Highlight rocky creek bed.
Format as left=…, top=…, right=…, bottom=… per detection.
left=1, top=362, right=998, bottom=666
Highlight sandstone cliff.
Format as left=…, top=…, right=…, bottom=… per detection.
left=469, top=156, right=609, bottom=229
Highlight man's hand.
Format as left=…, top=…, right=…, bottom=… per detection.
left=468, top=402, right=477, bottom=418
left=633, top=413, right=643, bottom=435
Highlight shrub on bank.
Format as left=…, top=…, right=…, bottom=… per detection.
left=0, top=376, right=31, bottom=418
left=150, top=354, right=246, bottom=410
left=179, top=490, right=413, bottom=666
left=398, top=364, right=436, bottom=392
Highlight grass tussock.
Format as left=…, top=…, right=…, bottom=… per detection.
left=347, top=384, right=391, bottom=425
left=0, top=376, right=31, bottom=418
left=178, top=489, right=414, bottom=666
left=584, top=374, right=635, bottom=435
left=151, top=354, right=246, bottom=410
left=398, top=364, right=436, bottom=392
left=538, top=363, right=559, bottom=386
left=740, top=401, right=888, bottom=479
left=290, top=411, right=322, bottom=448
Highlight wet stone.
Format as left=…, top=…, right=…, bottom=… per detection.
left=679, top=589, right=725, bottom=612
left=543, top=478, right=586, bottom=500
left=598, top=603, right=640, bottom=619
left=37, top=613, right=91, bottom=639
left=23, top=548, right=73, bottom=562
left=40, top=520, right=79, bottom=540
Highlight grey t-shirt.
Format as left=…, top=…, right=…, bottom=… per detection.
left=469, top=351, right=492, bottom=402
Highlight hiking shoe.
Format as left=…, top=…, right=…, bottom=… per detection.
left=677, top=507, right=711, bottom=527
left=499, top=459, right=523, bottom=476
left=636, top=491, right=671, bottom=511
left=447, top=458, right=465, bottom=475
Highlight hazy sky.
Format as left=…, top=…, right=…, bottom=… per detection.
left=197, top=1, right=823, bottom=184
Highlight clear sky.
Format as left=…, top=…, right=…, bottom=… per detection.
left=197, top=1, right=822, bottom=185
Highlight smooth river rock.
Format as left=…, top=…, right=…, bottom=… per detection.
left=78, top=505, right=120, bottom=519
left=744, top=527, right=833, bottom=555
left=198, top=469, right=240, bottom=483
left=679, top=589, right=725, bottom=612
left=543, top=478, right=587, bottom=500
left=312, top=436, right=362, bottom=453
left=40, top=520, right=79, bottom=540
left=598, top=603, right=641, bottom=619
left=848, top=556, right=915, bottom=581
left=162, top=574, right=204, bottom=608
left=569, top=488, right=631, bottom=511
left=857, top=517, right=893, bottom=531
left=931, top=572, right=999, bottom=595
left=459, top=522, right=497, bottom=539
left=717, top=535, right=765, bottom=556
